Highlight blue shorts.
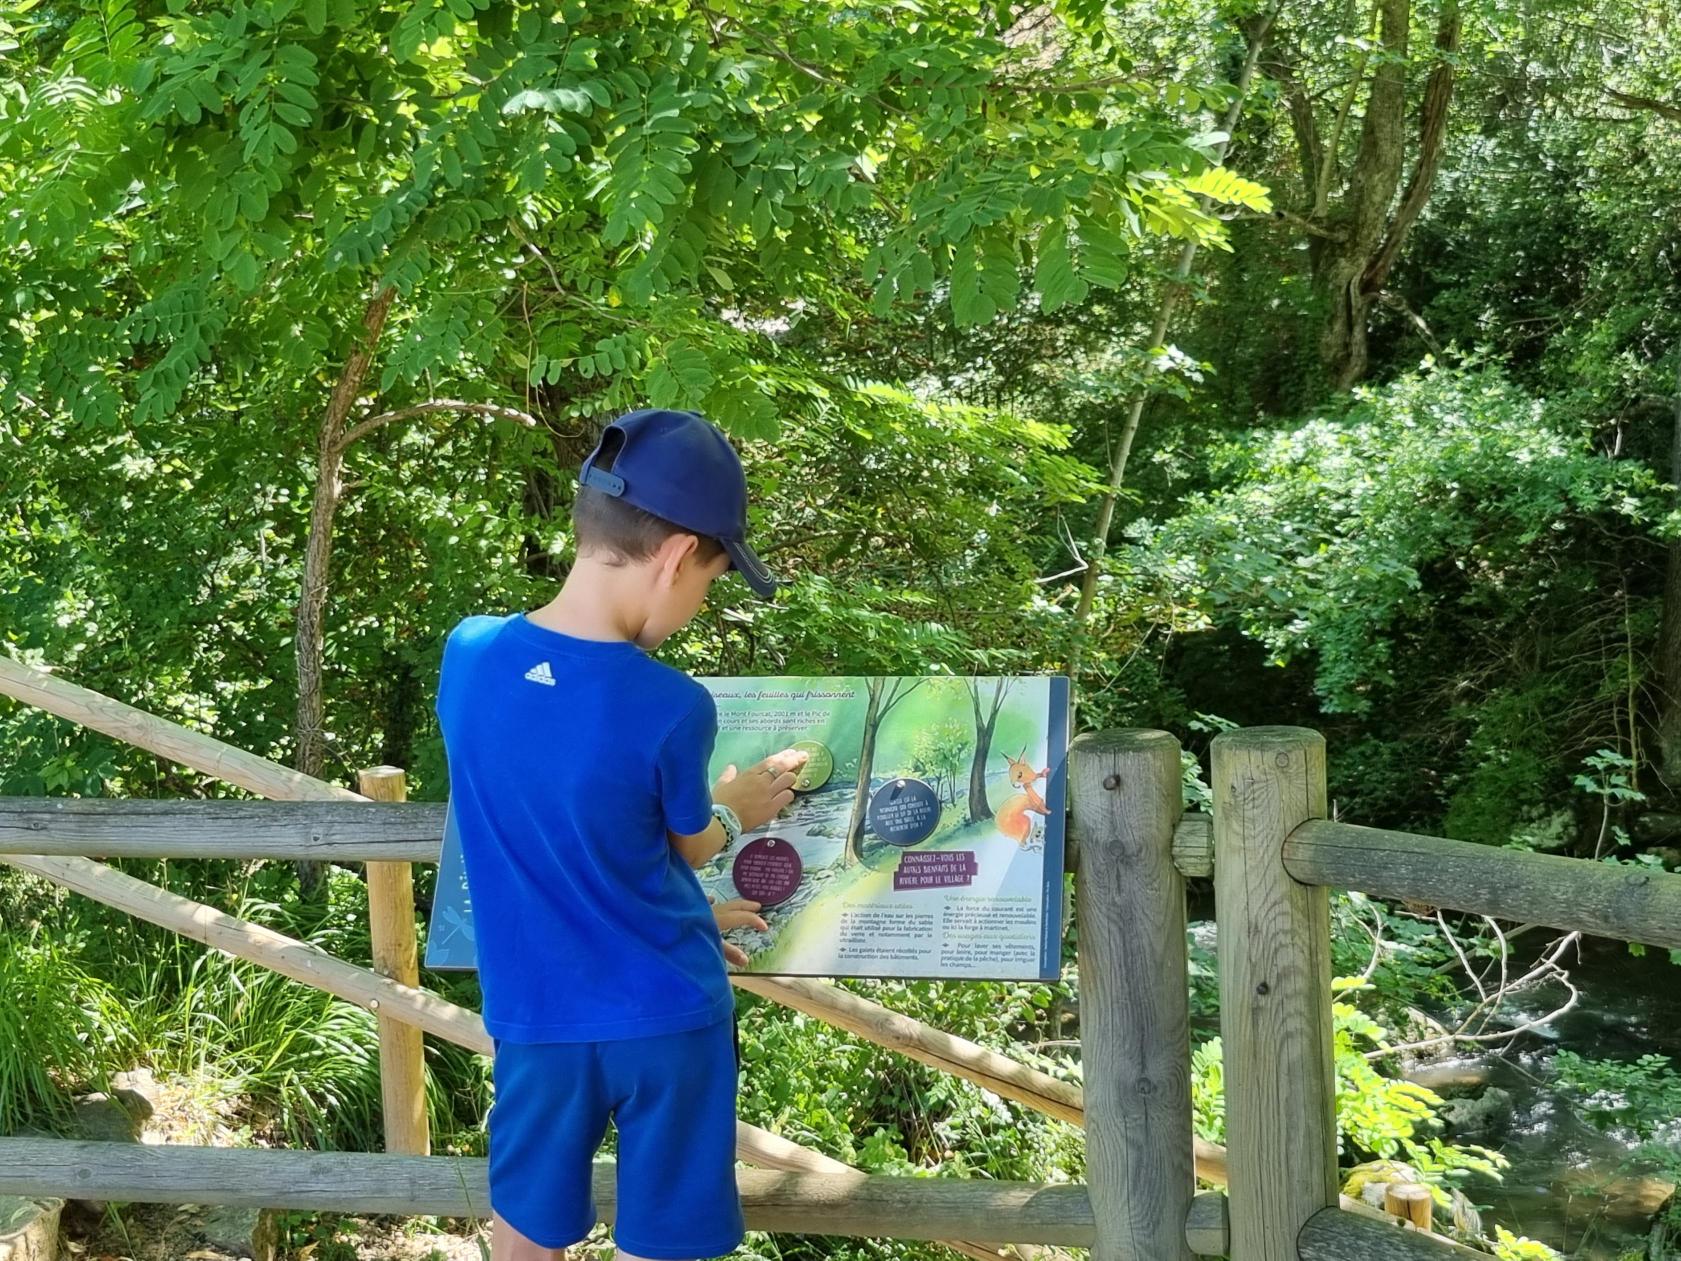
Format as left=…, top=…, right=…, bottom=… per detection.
left=489, top=1020, right=743, bottom=1258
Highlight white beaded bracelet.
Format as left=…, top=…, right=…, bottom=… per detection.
left=712, top=802, right=742, bottom=848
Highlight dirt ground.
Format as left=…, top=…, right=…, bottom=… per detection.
left=54, top=1069, right=526, bottom=1261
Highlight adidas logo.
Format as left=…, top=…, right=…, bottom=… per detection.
left=524, top=661, right=556, bottom=686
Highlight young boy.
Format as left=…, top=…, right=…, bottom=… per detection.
left=436, top=408, right=807, bottom=1261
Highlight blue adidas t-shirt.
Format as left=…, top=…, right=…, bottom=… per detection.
left=435, top=613, right=734, bottom=1043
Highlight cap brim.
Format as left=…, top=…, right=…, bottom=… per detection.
left=723, top=538, right=779, bottom=598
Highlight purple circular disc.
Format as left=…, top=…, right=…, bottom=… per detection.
left=731, top=837, right=803, bottom=907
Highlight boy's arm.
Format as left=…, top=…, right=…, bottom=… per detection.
left=670, top=818, right=729, bottom=869
left=667, top=751, right=810, bottom=869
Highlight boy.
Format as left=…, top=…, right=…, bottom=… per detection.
left=436, top=408, right=807, bottom=1261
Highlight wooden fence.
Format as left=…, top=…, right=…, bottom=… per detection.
left=3, top=656, right=1680, bottom=1260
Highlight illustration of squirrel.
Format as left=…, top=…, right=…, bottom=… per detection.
left=995, top=750, right=1050, bottom=848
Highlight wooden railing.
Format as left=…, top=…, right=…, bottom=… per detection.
left=5, top=657, right=1680, bottom=1260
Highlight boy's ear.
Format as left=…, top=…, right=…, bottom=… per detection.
left=652, top=530, right=700, bottom=584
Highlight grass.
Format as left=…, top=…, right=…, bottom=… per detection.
left=0, top=863, right=490, bottom=1153
left=1, top=856, right=1077, bottom=1261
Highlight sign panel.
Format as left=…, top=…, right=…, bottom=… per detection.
left=425, top=675, right=1069, bottom=980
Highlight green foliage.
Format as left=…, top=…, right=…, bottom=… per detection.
left=0, top=864, right=489, bottom=1152
left=1191, top=992, right=1505, bottom=1187
left=1139, top=362, right=1665, bottom=844
left=1553, top=1051, right=1681, bottom=1180
left=1490, top=1227, right=1562, bottom=1261
left=738, top=975, right=1080, bottom=1181
left=0, top=907, right=137, bottom=1133
left=1140, top=363, right=1660, bottom=713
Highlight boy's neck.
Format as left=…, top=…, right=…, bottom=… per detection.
left=526, top=561, right=650, bottom=645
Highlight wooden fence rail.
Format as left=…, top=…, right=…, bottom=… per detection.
left=0, top=1140, right=1096, bottom=1245
left=0, top=797, right=446, bottom=860
left=2, top=658, right=1533, bottom=1261
left=1286, top=819, right=1681, bottom=950
left=0, top=659, right=1017, bottom=1261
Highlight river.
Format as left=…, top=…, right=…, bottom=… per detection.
left=1186, top=920, right=1678, bottom=1257
left=1408, top=936, right=1680, bottom=1258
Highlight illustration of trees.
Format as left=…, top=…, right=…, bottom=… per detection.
left=965, top=678, right=1014, bottom=823
left=845, top=677, right=926, bottom=865
left=911, top=721, right=971, bottom=807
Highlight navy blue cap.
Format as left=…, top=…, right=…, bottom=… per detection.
left=579, top=409, right=778, bottom=597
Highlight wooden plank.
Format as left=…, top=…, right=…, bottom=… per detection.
left=0, top=864, right=1011, bottom=1259
left=0, top=659, right=360, bottom=803
left=1185, top=1192, right=1228, bottom=1257
left=0, top=798, right=445, bottom=860
left=650, top=977, right=1232, bottom=1190
left=1071, top=730, right=1195, bottom=1261
left=1385, top=1184, right=1434, bottom=1232
left=0, top=1139, right=1096, bottom=1245
left=1173, top=813, right=1213, bottom=879
left=1211, top=728, right=1338, bottom=1261
left=0, top=662, right=1037, bottom=1260
left=1299, top=1206, right=1500, bottom=1261
left=359, top=767, right=428, bottom=1159
left=733, top=975, right=1083, bottom=1124
left=0, top=664, right=1228, bottom=1192
left=0, top=801, right=1234, bottom=1189
left=1285, top=820, right=1681, bottom=950
left=0, top=852, right=493, bottom=1052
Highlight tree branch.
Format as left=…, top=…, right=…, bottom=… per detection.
left=335, top=401, right=540, bottom=454
left=1314, top=0, right=1381, bottom=217
left=1375, top=289, right=1442, bottom=351
left=1341, top=0, right=1412, bottom=245
left=1606, top=88, right=1681, bottom=122
left=1364, top=0, right=1462, bottom=294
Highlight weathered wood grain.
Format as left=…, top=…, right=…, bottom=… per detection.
left=1185, top=1192, right=1229, bottom=1256
left=0, top=1140, right=1096, bottom=1244
left=1211, top=727, right=1338, bottom=1261
left=1298, top=1206, right=1501, bottom=1261
left=1072, top=730, right=1195, bottom=1261
left=0, top=798, right=445, bottom=860
left=1173, top=813, right=1213, bottom=879
left=1285, top=820, right=1681, bottom=950
left=1384, top=1183, right=1434, bottom=1232
left=359, top=767, right=428, bottom=1158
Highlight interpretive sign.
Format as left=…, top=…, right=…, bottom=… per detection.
left=425, top=675, right=1069, bottom=979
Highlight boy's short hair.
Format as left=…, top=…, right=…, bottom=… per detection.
left=573, top=486, right=725, bottom=564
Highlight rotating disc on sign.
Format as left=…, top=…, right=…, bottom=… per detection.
left=790, top=740, right=833, bottom=792
left=731, top=837, right=803, bottom=907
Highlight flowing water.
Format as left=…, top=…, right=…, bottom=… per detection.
left=1186, top=921, right=1678, bottom=1257
left=1407, top=936, right=1680, bottom=1258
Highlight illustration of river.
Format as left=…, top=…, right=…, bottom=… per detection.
left=700, top=770, right=1051, bottom=977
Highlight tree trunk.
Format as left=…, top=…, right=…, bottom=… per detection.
left=1656, top=352, right=1681, bottom=786
left=967, top=682, right=1005, bottom=824
left=1311, top=0, right=1409, bottom=389
left=1295, top=0, right=1460, bottom=390
left=293, top=287, right=395, bottom=889
left=845, top=678, right=885, bottom=865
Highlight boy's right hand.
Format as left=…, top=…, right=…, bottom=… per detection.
left=713, top=747, right=808, bottom=834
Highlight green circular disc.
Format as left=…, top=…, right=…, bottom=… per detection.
left=791, top=740, right=834, bottom=792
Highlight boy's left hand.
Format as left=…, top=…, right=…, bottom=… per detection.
left=706, top=901, right=766, bottom=968
left=710, top=896, right=767, bottom=968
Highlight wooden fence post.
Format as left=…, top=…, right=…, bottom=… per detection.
left=1211, top=727, right=1337, bottom=1261
left=1071, top=730, right=1194, bottom=1261
left=358, top=766, right=429, bottom=1157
